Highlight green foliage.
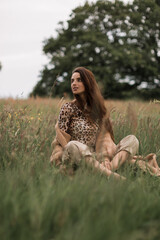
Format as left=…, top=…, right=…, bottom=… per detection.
left=0, top=99, right=160, bottom=239
left=30, top=0, right=160, bottom=99
left=0, top=62, right=2, bottom=71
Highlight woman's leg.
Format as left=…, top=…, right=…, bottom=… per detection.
left=109, top=135, right=139, bottom=171
left=85, top=156, right=125, bottom=180
left=132, top=154, right=160, bottom=176
left=101, top=132, right=159, bottom=176
left=62, top=141, right=125, bottom=179
left=144, top=153, right=160, bottom=171
left=110, top=150, right=132, bottom=171
left=110, top=152, right=160, bottom=176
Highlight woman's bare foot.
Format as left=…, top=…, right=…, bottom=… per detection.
left=112, top=172, right=126, bottom=180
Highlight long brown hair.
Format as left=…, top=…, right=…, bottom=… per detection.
left=72, top=67, right=114, bottom=140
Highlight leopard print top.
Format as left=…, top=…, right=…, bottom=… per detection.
left=58, top=101, right=100, bottom=150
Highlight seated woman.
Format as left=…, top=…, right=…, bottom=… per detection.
left=50, top=67, right=160, bottom=179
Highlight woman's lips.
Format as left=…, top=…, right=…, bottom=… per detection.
left=72, top=87, right=78, bottom=91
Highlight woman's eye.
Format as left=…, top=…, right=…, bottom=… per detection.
left=78, top=78, right=82, bottom=82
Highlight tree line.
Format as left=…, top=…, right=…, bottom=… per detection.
left=30, top=0, right=160, bottom=100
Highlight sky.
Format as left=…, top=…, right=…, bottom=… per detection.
left=0, top=0, right=129, bottom=99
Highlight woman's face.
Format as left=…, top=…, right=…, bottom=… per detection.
left=71, top=72, right=85, bottom=97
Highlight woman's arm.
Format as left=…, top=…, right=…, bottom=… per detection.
left=50, top=102, right=73, bottom=165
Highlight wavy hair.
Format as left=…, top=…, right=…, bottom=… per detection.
left=72, top=67, right=114, bottom=140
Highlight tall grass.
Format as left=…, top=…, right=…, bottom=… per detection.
left=0, top=98, right=160, bottom=240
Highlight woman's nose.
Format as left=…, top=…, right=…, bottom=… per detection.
left=72, top=80, right=77, bottom=85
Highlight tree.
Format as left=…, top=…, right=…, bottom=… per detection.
left=0, top=62, right=2, bottom=71
left=31, top=0, right=160, bottom=99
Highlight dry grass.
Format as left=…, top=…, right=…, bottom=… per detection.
left=0, top=97, right=160, bottom=240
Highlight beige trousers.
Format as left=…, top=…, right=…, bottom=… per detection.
left=62, top=135, right=139, bottom=165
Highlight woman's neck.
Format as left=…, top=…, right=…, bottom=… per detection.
left=74, top=94, right=87, bottom=109
left=79, top=92, right=86, bottom=104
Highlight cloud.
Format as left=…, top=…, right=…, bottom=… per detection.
left=0, top=0, right=115, bottom=98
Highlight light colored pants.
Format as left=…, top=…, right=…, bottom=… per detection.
left=62, top=135, right=139, bottom=165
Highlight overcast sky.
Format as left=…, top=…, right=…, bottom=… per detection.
left=0, top=0, right=129, bottom=99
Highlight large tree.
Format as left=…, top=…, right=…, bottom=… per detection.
left=31, top=0, right=160, bottom=99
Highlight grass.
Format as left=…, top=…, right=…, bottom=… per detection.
left=0, top=97, right=160, bottom=240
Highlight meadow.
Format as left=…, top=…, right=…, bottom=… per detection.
left=0, top=97, right=160, bottom=240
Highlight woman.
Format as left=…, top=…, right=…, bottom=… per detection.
left=50, top=67, right=160, bottom=179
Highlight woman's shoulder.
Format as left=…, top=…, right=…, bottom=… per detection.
left=61, top=99, right=77, bottom=109
left=60, top=100, right=78, bottom=114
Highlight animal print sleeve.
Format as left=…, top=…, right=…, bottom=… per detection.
left=58, top=102, right=73, bottom=133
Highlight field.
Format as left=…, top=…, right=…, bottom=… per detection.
left=0, top=97, right=160, bottom=240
